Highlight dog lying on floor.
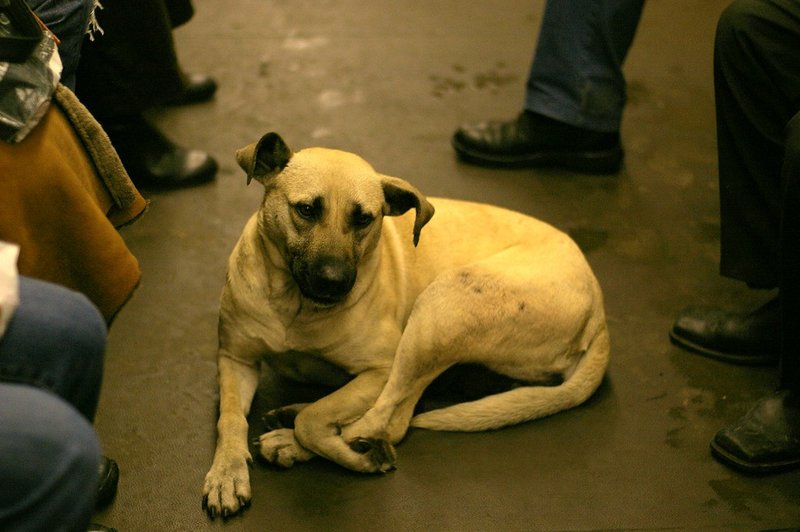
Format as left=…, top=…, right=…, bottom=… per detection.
left=202, top=132, right=610, bottom=518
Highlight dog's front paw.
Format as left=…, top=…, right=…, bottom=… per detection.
left=258, top=428, right=315, bottom=467
left=348, top=437, right=397, bottom=473
left=202, top=450, right=252, bottom=520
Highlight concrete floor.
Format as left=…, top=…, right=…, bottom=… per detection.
left=91, top=0, right=800, bottom=530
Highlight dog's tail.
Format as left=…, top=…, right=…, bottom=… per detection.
left=409, top=323, right=610, bottom=432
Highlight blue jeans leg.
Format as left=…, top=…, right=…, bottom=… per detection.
left=0, top=277, right=107, bottom=421
left=0, top=383, right=100, bottom=532
left=525, top=0, right=645, bottom=132
left=24, top=0, right=95, bottom=90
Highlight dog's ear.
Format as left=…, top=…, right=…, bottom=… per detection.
left=235, top=132, right=293, bottom=185
left=381, top=176, right=435, bottom=246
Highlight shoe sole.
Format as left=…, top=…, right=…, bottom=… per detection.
left=710, top=440, right=800, bottom=474
left=668, top=329, right=778, bottom=366
left=451, top=138, right=624, bottom=174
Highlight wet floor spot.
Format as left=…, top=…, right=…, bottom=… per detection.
left=430, top=62, right=517, bottom=98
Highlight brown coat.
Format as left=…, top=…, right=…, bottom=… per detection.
left=0, top=85, right=147, bottom=321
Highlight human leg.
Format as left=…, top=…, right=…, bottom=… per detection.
left=0, top=383, right=100, bottom=532
left=709, top=120, right=800, bottom=470
left=708, top=107, right=800, bottom=475
left=670, top=0, right=800, bottom=364
left=452, top=0, right=644, bottom=172
left=24, top=0, right=94, bottom=90
left=714, top=0, right=800, bottom=288
left=525, top=0, right=645, bottom=131
left=779, top=112, right=800, bottom=392
left=75, top=0, right=217, bottom=188
left=0, top=277, right=121, bottom=511
left=0, top=276, right=106, bottom=421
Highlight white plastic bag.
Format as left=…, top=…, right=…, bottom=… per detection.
left=0, top=241, right=20, bottom=338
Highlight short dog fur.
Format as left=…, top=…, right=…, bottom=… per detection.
left=202, top=132, right=610, bottom=518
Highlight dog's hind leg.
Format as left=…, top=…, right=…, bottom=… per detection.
left=340, top=269, right=496, bottom=451
left=343, top=255, right=604, bottom=442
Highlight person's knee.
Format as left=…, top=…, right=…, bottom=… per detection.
left=53, top=288, right=108, bottom=360
left=19, top=277, right=107, bottom=368
left=0, top=385, right=100, bottom=529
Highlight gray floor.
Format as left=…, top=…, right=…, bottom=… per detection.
left=91, top=1, right=800, bottom=530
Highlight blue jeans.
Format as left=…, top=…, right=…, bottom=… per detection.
left=0, top=384, right=100, bottom=532
left=25, top=0, right=95, bottom=90
left=525, top=0, right=645, bottom=132
left=0, top=277, right=107, bottom=531
left=0, top=277, right=107, bottom=419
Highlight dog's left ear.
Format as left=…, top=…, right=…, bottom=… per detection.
left=235, top=132, right=293, bottom=185
left=381, top=176, right=435, bottom=246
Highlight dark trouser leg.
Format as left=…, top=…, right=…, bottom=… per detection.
left=670, top=0, right=800, bottom=366
left=714, top=0, right=800, bottom=288
left=74, top=0, right=217, bottom=188
left=779, top=112, right=800, bottom=391
left=708, top=1, right=800, bottom=472
left=75, top=0, right=189, bottom=116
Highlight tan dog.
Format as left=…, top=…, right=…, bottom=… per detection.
left=202, top=132, right=610, bottom=518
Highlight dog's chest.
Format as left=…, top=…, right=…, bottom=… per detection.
left=263, top=349, right=352, bottom=388
left=266, top=307, right=399, bottom=375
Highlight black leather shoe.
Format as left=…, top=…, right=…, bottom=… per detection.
left=451, top=111, right=623, bottom=173
left=164, top=72, right=218, bottom=106
left=104, top=114, right=218, bottom=189
left=669, top=297, right=780, bottom=365
left=711, top=390, right=800, bottom=474
left=96, top=455, right=119, bottom=509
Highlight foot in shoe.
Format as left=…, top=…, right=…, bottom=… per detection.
left=711, top=389, right=800, bottom=474
left=451, top=110, right=623, bottom=173
left=164, top=72, right=218, bottom=106
left=96, top=455, right=118, bottom=509
left=669, top=297, right=780, bottom=365
left=104, top=114, right=218, bottom=188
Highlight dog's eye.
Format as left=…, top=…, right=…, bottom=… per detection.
left=353, top=212, right=373, bottom=229
left=295, top=203, right=315, bottom=220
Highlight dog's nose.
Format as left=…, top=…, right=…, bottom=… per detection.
left=307, top=258, right=356, bottom=303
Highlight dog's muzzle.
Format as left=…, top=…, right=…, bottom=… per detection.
left=293, top=256, right=357, bottom=305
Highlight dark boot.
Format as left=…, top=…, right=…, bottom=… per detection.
left=669, top=297, right=780, bottom=365
left=711, top=390, right=800, bottom=473
left=451, top=110, right=623, bottom=173
left=104, top=114, right=217, bottom=189
left=163, top=72, right=218, bottom=106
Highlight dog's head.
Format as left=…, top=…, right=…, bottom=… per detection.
left=236, top=132, right=435, bottom=306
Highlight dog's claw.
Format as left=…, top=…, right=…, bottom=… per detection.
left=349, top=437, right=374, bottom=454
left=348, top=437, right=397, bottom=472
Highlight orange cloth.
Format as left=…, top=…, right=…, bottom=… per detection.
left=0, top=85, right=147, bottom=321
